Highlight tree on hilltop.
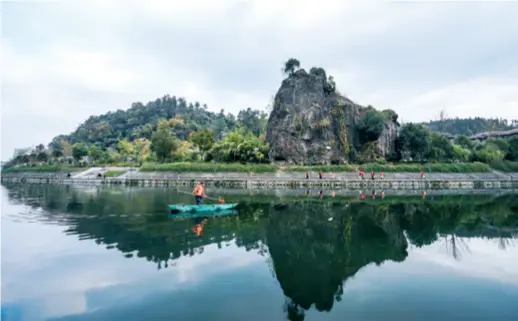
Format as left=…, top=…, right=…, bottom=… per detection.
left=284, top=58, right=301, bottom=76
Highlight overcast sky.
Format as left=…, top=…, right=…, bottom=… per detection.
left=2, top=1, right=518, bottom=160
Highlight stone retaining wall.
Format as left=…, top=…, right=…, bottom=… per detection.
left=2, top=175, right=517, bottom=190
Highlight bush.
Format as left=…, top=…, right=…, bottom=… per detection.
left=1, top=165, right=80, bottom=173
left=360, top=162, right=491, bottom=173
left=283, top=165, right=355, bottom=172
left=140, top=162, right=277, bottom=173
left=488, top=160, right=518, bottom=173
left=103, top=170, right=125, bottom=177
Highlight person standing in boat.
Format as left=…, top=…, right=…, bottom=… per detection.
left=192, top=181, right=208, bottom=205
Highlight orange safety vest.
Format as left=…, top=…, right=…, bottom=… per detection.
left=193, top=184, right=205, bottom=196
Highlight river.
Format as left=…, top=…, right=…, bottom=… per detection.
left=1, top=185, right=518, bottom=321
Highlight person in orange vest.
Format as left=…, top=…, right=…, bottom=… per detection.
left=192, top=218, right=207, bottom=237
left=192, top=181, right=208, bottom=205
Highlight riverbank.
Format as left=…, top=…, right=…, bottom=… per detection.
left=2, top=168, right=518, bottom=190
left=4, top=160, right=518, bottom=174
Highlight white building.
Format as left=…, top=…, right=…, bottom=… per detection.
left=13, top=147, right=34, bottom=158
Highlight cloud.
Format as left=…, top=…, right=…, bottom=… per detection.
left=2, top=1, right=518, bottom=159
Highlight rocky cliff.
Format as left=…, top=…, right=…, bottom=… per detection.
left=266, top=69, right=399, bottom=164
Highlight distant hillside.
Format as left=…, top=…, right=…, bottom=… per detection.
left=48, top=95, right=266, bottom=150
left=421, top=118, right=518, bottom=137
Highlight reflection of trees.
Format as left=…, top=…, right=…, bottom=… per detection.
left=3, top=184, right=518, bottom=317
left=441, top=234, right=471, bottom=260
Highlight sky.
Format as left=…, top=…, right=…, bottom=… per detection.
left=1, top=0, right=518, bottom=160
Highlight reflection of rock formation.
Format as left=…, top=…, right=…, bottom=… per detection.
left=266, top=203, right=408, bottom=315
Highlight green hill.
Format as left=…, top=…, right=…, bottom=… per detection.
left=421, top=118, right=518, bottom=136
left=48, top=95, right=247, bottom=150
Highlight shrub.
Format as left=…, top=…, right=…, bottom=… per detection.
left=488, top=160, right=518, bottom=173
left=140, top=162, right=277, bottom=173
left=1, top=165, right=81, bottom=173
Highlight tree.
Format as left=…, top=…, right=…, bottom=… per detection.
left=212, top=118, right=228, bottom=140
left=398, top=124, right=431, bottom=161
left=428, top=133, right=454, bottom=162
left=60, top=140, right=73, bottom=157
left=150, top=129, right=177, bottom=162
left=36, top=151, right=48, bottom=162
left=454, top=135, right=474, bottom=150
left=189, top=130, right=215, bottom=158
left=208, top=130, right=269, bottom=163
left=72, top=143, right=88, bottom=162
left=35, top=144, right=45, bottom=153
left=88, top=145, right=103, bottom=163
left=237, top=108, right=264, bottom=136
left=309, top=67, right=327, bottom=78
left=325, top=75, right=336, bottom=93
left=118, top=139, right=134, bottom=161
left=357, top=110, right=385, bottom=143
left=52, top=149, right=63, bottom=159
left=452, top=145, right=471, bottom=162
left=476, top=147, right=504, bottom=163
left=507, top=137, right=518, bottom=161
left=284, top=58, right=301, bottom=76
left=132, top=138, right=151, bottom=165
left=486, top=139, right=509, bottom=155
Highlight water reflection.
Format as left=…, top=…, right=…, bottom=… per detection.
left=2, top=185, right=518, bottom=321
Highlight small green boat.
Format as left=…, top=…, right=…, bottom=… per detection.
left=168, top=203, right=239, bottom=213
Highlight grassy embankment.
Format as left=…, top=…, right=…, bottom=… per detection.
left=3, top=161, right=518, bottom=174
left=139, top=161, right=497, bottom=173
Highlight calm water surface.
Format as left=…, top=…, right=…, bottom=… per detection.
left=1, top=185, right=518, bottom=321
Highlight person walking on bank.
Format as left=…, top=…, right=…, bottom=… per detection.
left=319, top=171, right=323, bottom=179
left=192, top=181, right=208, bottom=205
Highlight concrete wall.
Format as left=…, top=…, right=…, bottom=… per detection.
left=2, top=174, right=518, bottom=190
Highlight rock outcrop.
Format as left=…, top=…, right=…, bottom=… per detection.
left=266, top=69, right=399, bottom=164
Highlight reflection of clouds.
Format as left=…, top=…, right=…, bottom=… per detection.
left=1, top=196, right=263, bottom=321
left=409, top=237, right=518, bottom=285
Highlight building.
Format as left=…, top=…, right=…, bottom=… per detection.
left=13, top=147, right=34, bottom=158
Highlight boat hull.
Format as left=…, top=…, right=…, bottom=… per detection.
left=168, top=203, right=238, bottom=213
left=169, top=209, right=238, bottom=219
